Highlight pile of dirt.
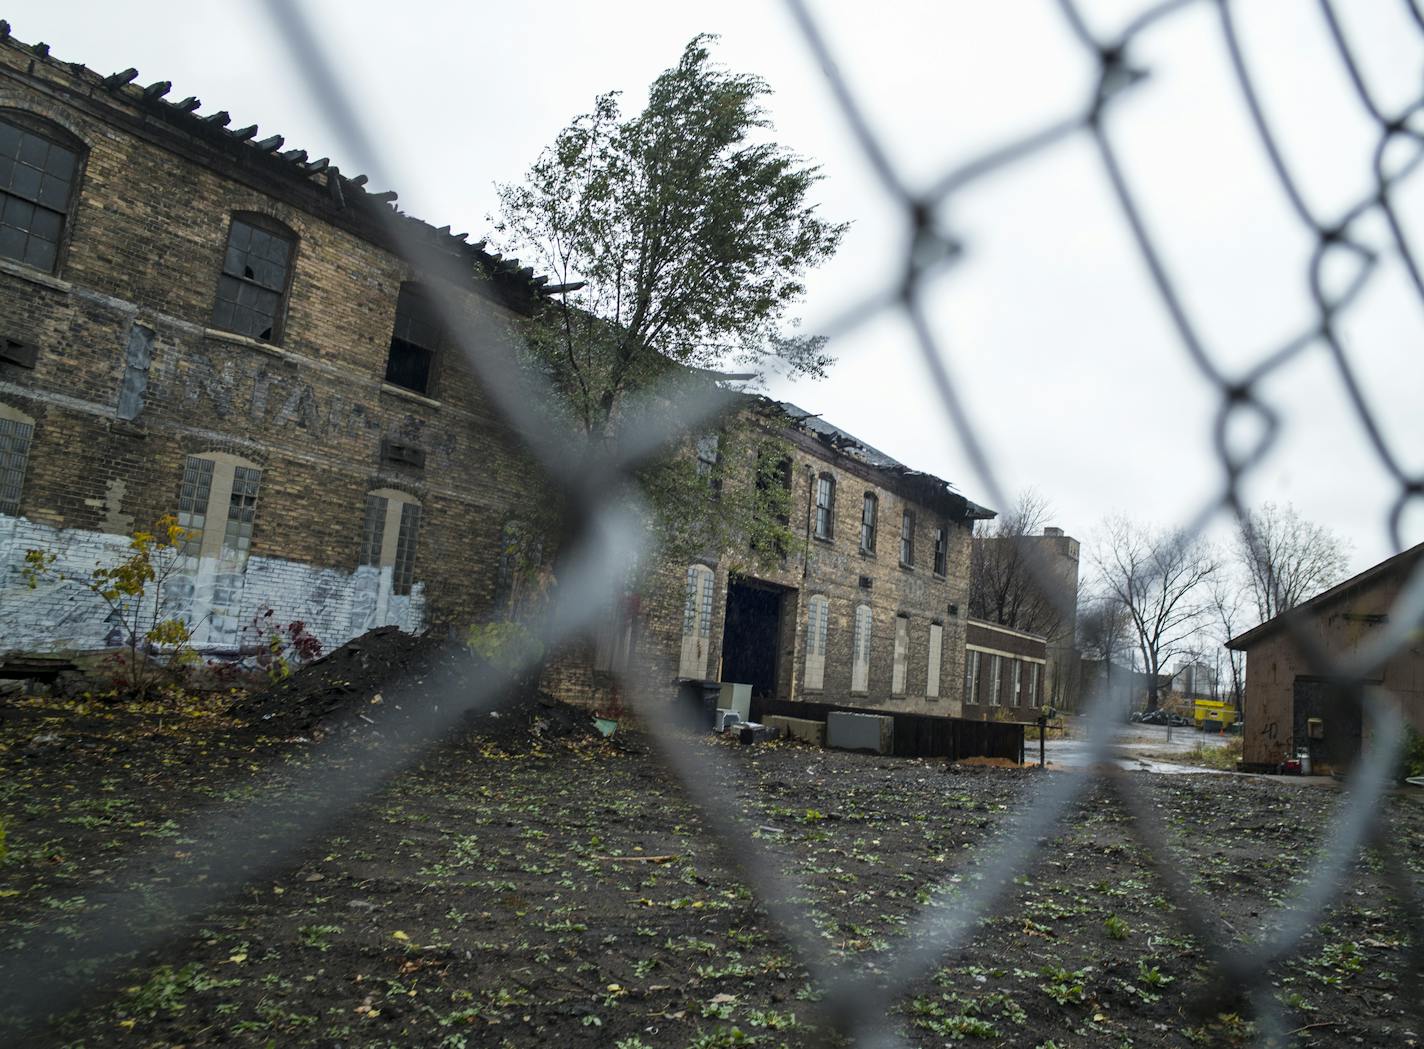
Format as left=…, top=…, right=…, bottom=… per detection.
left=227, top=627, right=600, bottom=747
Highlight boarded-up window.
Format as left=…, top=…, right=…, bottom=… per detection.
left=595, top=595, right=638, bottom=673
left=0, top=404, right=35, bottom=516
left=851, top=603, right=872, bottom=693
left=359, top=489, right=422, bottom=595
left=891, top=614, right=909, bottom=694
left=176, top=453, right=261, bottom=565
left=804, top=593, right=829, bottom=691
left=926, top=622, right=944, bottom=698
left=679, top=564, right=715, bottom=679
left=964, top=649, right=979, bottom=703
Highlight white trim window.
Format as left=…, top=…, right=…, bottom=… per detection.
left=1028, top=662, right=1040, bottom=706
left=804, top=593, right=829, bottom=691
left=679, top=564, right=715, bottom=679
left=964, top=648, right=979, bottom=703
left=851, top=603, right=872, bottom=693
left=892, top=614, right=909, bottom=695
left=176, top=452, right=262, bottom=566
left=1011, top=659, right=1023, bottom=706
left=814, top=473, right=835, bottom=540
left=860, top=493, right=878, bottom=553
left=988, top=654, right=1003, bottom=706
left=927, top=621, right=944, bottom=699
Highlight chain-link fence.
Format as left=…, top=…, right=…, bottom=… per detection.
left=6, top=1, right=1424, bottom=1045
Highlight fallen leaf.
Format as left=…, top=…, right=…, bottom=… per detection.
left=391, top=930, right=410, bottom=941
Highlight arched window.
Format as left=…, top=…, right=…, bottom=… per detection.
left=679, top=563, right=715, bottom=679
left=814, top=473, right=835, bottom=540
left=860, top=492, right=878, bottom=554
left=851, top=603, right=872, bottom=694
left=176, top=451, right=262, bottom=564
left=803, top=593, right=829, bottom=691
left=385, top=282, right=443, bottom=395
left=0, top=110, right=84, bottom=273
left=359, top=488, right=422, bottom=595
left=212, top=212, right=296, bottom=342
left=0, top=401, right=35, bottom=516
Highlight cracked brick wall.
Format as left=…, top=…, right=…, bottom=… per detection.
left=0, top=40, right=546, bottom=654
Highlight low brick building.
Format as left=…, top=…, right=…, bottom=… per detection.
left=1227, top=543, right=1424, bottom=773
left=0, top=27, right=554, bottom=653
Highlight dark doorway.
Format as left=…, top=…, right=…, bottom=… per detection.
left=1292, top=678, right=1364, bottom=774
left=722, top=578, right=783, bottom=699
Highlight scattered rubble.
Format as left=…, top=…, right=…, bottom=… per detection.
left=225, top=626, right=599, bottom=747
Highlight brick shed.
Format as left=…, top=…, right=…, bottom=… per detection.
left=1227, top=543, right=1424, bottom=773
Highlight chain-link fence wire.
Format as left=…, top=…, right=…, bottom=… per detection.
left=6, top=0, right=1424, bottom=1044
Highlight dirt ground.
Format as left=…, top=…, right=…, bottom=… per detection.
left=2, top=684, right=1422, bottom=1048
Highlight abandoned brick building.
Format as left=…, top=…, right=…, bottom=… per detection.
left=0, top=28, right=1041, bottom=755
left=0, top=27, right=555, bottom=651
left=548, top=404, right=1047, bottom=756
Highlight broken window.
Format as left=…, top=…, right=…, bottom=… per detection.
left=814, top=473, right=834, bottom=540
left=892, top=614, right=909, bottom=695
left=927, top=621, right=944, bottom=699
left=851, top=603, right=872, bottom=693
left=175, top=452, right=261, bottom=565
left=679, top=564, right=715, bottom=679
left=212, top=214, right=295, bottom=342
left=0, top=402, right=35, bottom=515
left=900, top=509, right=914, bottom=567
left=0, top=112, right=82, bottom=273
left=860, top=492, right=878, bottom=554
left=359, top=489, right=422, bottom=596
left=385, top=283, right=442, bottom=395
left=933, top=525, right=947, bottom=577
left=803, top=593, right=829, bottom=691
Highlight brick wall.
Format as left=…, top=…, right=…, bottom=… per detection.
left=0, top=38, right=548, bottom=656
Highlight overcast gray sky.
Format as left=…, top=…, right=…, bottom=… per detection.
left=17, top=1, right=1424, bottom=576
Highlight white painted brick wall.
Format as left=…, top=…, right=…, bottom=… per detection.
left=0, top=512, right=424, bottom=656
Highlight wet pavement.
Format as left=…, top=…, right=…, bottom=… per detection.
left=1038, top=721, right=1235, bottom=775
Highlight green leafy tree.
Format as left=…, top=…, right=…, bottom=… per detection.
left=23, top=515, right=198, bottom=700
left=492, top=36, right=843, bottom=573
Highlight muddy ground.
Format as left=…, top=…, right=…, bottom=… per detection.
left=1, top=685, right=1422, bottom=1048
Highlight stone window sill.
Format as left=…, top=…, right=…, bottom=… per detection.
left=0, top=256, right=71, bottom=294
left=899, top=561, right=915, bottom=572
left=812, top=534, right=833, bottom=545
left=381, top=382, right=442, bottom=409
left=204, top=327, right=290, bottom=360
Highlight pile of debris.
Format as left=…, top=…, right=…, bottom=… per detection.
left=227, top=627, right=599, bottom=747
